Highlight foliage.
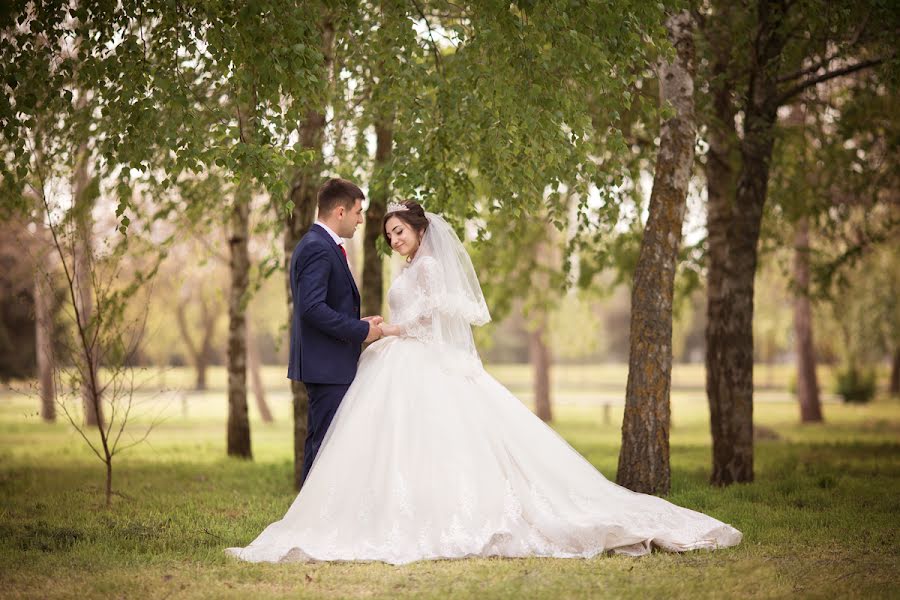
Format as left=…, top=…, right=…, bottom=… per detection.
left=834, top=365, right=877, bottom=403
left=386, top=1, right=669, bottom=317
left=303, top=1, right=677, bottom=323
left=745, top=0, right=900, bottom=310
left=695, top=0, right=900, bottom=316
left=0, top=1, right=329, bottom=228
left=818, top=244, right=900, bottom=376
left=752, top=255, right=793, bottom=364
left=0, top=0, right=676, bottom=332
left=547, top=291, right=603, bottom=360
left=764, top=86, right=900, bottom=303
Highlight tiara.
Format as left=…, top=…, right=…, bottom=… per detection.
left=386, top=201, right=409, bottom=213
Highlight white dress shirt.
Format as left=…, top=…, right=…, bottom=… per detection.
left=315, top=220, right=347, bottom=262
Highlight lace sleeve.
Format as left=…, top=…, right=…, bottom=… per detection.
left=394, top=256, right=446, bottom=342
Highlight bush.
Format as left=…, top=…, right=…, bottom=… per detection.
left=834, top=366, right=877, bottom=404
left=787, top=373, right=797, bottom=395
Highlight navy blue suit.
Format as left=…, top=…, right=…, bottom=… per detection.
left=288, top=224, right=369, bottom=485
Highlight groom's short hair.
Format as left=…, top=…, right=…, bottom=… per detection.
left=318, top=178, right=365, bottom=216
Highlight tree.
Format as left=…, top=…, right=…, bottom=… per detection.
left=362, top=117, right=392, bottom=317
left=793, top=216, right=823, bottom=421
left=2, top=0, right=331, bottom=464
left=762, top=98, right=825, bottom=421
left=529, top=233, right=557, bottom=422
left=246, top=314, right=273, bottom=423
left=27, top=218, right=59, bottom=422
left=392, top=3, right=669, bottom=428
left=528, top=316, right=553, bottom=421
left=0, top=219, right=42, bottom=383
left=174, top=284, right=220, bottom=391
left=70, top=126, right=103, bottom=427
left=386, top=0, right=667, bottom=236
left=23, top=145, right=164, bottom=507
left=617, top=10, right=696, bottom=496
left=46, top=215, right=161, bottom=507
left=764, top=52, right=900, bottom=417
left=0, top=214, right=64, bottom=423
left=34, top=254, right=57, bottom=422
left=280, top=11, right=335, bottom=489
left=3, top=2, right=754, bottom=485
left=226, top=182, right=253, bottom=458
left=347, top=0, right=430, bottom=320
left=695, top=0, right=898, bottom=484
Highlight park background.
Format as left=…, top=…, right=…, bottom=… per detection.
left=1, top=1, right=898, bottom=598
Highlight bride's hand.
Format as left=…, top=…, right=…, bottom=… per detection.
left=380, top=323, right=402, bottom=337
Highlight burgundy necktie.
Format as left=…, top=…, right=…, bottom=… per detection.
left=339, top=245, right=347, bottom=260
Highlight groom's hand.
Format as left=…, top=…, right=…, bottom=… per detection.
left=362, top=315, right=384, bottom=326
left=364, top=320, right=383, bottom=343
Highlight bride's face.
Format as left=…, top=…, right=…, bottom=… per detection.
left=385, top=216, right=422, bottom=257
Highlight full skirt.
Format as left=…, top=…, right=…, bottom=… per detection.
left=226, top=337, right=742, bottom=565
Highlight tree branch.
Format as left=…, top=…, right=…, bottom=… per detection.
left=778, top=13, right=872, bottom=84
left=775, top=55, right=890, bottom=107
left=411, top=0, right=443, bottom=75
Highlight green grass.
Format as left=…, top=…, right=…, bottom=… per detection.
left=1, top=365, right=899, bottom=599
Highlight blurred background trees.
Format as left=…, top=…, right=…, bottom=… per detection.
left=1, top=0, right=898, bottom=495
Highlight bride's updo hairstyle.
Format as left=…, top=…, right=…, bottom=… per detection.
left=382, top=200, right=429, bottom=244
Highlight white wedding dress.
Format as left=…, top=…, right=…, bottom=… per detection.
left=226, top=215, right=741, bottom=565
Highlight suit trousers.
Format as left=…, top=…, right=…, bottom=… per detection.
left=301, top=382, right=351, bottom=487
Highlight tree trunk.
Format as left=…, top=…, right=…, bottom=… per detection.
left=362, top=117, right=393, bottom=317
left=195, top=357, right=207, bottom=392
left=105, top=456, right=112, bottom=508
left=72, top=142, right=103, bottom=428
left=793, top=216, right=823, bottom=422
left=246, top=317, right=273, bottom=423
left=226, top=182, right=252, bottom=459
left=707, top=153, right=765, bottom=485
left=528, top=225, right=556, bottom=422
left=34, top=268, right=56, bottom=422
left=617, top=10, right=695, bottom=496
left=529, top=311, right=552, bottom=422
left=290, top=380, right=309, bottom=489
left=284, top=145, right=318, bottom=487
left=198, top=296, right=216, bottom=391
left=174, top=298, right=212, bottom=392
left=708, top=0, right=790, bottom=486
left=703, top=0, right=740, bottom=485
left=890, top=347, right=900, bottom=397
left=284, top=18, right=334, bottom=490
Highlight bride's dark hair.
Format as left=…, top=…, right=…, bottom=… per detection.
left=382, top=200, right=429, bottom=244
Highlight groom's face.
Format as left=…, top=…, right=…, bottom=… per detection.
left=336, top=198, right=365, bottom=238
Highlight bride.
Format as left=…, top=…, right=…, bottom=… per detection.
left=226, top=200, right=742, bottom=565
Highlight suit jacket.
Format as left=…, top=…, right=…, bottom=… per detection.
left=287, top=224, right=369, bottom=383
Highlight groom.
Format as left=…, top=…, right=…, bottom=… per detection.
left=288, top=178, right=383, bottom=486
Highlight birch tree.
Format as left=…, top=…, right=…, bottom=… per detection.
left=617, top=10, right=696, bottom=496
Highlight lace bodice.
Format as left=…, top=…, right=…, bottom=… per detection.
left=387, top=256, right=446, bottom=343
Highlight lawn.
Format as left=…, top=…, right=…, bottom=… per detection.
left=1, top=365, right=898, bottom=599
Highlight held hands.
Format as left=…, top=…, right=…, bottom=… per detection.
left=379, top=323, right=401, bottom=337
left=362, top=316, right=384, bottom=342
left=362, top=316, right=400, bottom=341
